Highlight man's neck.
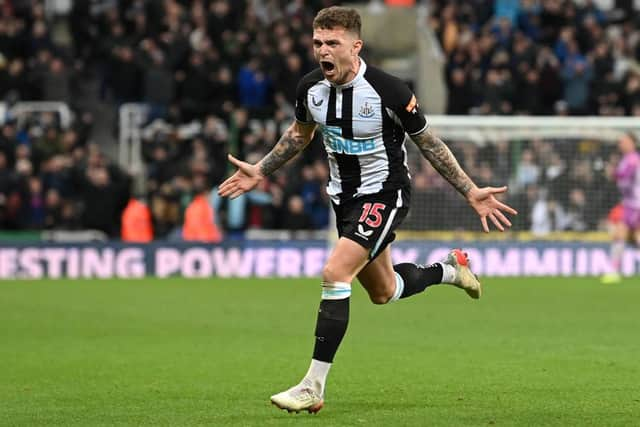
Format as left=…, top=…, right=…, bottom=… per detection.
left=335, top=57, right=361, bottom=86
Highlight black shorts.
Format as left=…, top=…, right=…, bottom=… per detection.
left=332, top=187, right=410, bottom=260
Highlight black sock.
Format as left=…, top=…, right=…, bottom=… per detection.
left=312, top=298, right=349, bottom=363
left=393, top=263, right=443, bottom=299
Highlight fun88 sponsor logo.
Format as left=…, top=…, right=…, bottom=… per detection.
left=322, top=126, right=376, bottom=154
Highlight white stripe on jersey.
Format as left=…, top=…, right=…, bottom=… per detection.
left=356, top=150, right=388, bottom=196
left=401, top=142, right=410, bottom=180
left=327, top=153, right=342, bottom=199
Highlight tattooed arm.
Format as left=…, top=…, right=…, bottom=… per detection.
left=218, top=121, right=316, bottom=199
left=258, top=121, right=316, bottom=176
left=410, top=128, right=518, bottom=232
left=410, top=127, right=476, bottom=196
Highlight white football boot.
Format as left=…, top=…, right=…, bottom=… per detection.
left=270, top=382, right=324, bottom=414
left=441, top=249, right=482, bottom=299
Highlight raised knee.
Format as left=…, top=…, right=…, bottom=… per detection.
left=369, top=289, right=394, bottom=305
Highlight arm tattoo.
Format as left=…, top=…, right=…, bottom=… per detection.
left=410, top=128, right=475, bottom=196
left=259, top=127, right=308, bottom=176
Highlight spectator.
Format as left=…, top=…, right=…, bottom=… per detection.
left=26, top=175, right=45, bottom=228
left=481, top=68, right=514, bottom=115
left=182, top=176, right=222, bottom=243
left=561, top=41, right=593, bottom=114
left=495, top=0, right=520, bottom=25
left=279, top=195, right=314, bottom=231
left=150, top=182, right=181, bottom=239
left=622, top=73, right=640, bottom=115
left=275, top=53, right=304, bottom=106
left=77, top=166, right=122, bottom=237
left=147, top=144, right=177, bottom=189
left=110, top=46, right=141, bottom=105
left=564, top=187, right=588, bottom=231
left=44, top=188, right=63, bottom=229
left=447, top=68, right=473, bottom=114
left=514, top=149, right=540, bottom=191
left=142, top=44, right=174, bottom=120
left=42, top=58, right=71, bottom=104
left=536, top=47, right=563, bottom=114
left=209, top=66, right=236, bottom=116
left=177, top=51, right=214, bottom=121
left=517, top=69, right=541, bottom=114
left=237, top=58, right=272, bottom=112
left=121, top=196, right=154, bottom=242
left=299, top=162, right=329, bottom=229
left=2, top=59, right=30, bottom=100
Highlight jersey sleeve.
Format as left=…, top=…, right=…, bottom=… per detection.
left=295, top=78, right=314, bottom=124
left=388, top=84, right=428, bottom=136
left=365, top=66, right=429, bottom=136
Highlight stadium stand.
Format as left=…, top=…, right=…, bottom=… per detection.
left=418, top=0, right=639, bottom=232
left=0, top=0, right=638, bottom=239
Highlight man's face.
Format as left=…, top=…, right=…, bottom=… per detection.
left=618, top=135, right=635, bottom=154
left=312, top=26, right=362, bottom=84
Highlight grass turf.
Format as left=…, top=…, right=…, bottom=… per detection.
left=1, top=277, right=639, bottom=426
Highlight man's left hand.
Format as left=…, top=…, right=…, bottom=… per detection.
left=466, top=186, right=518, bottom=233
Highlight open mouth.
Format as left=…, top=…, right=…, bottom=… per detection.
left=320, top=61, right=335, bottom=74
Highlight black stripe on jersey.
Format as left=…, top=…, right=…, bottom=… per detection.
left=341, top=87, right=354, bottom=140
left=325, top=87, right=354, bottom=139
left=334, top=153, right=361, bottom=200
left=326, top=87, right=339, bottom=126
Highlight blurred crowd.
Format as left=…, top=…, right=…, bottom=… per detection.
left=414, top=0, right=640, bottom=233
left=431, top=0, right=640, bottom=116
left=0, top=111, right=132, bottom=235
left=404, top=136, right=621, bottom=234
left=0, top=0, right=342, bottom=238
left=0, top=0, right=637, bottom=239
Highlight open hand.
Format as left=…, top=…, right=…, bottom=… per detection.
left=218, top=154, right=263, bottom=199
left=467, top=186, right=518, bottom=232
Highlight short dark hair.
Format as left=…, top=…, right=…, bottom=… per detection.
left=313, top=6, right=361, bottom=37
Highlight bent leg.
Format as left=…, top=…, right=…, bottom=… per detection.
left=356, top=246, right=397, bottom=304
left=357, top=246, right=445, bottom=305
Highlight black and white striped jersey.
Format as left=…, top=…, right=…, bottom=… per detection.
left=295, top=58, right=428, bottom=205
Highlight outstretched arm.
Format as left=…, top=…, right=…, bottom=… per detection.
left=410, top=128, right=517, bottom=232
left=257, top=121, right=316, bottom=176
left=410, top=127, right=475, bottom=196
left=218, top=121, right=316, bottom=199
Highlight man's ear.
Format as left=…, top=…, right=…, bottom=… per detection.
left=352, top=39, right=363, bottom=56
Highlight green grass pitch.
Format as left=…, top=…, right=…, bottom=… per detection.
left=1, top=277, right=639, bottom=426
